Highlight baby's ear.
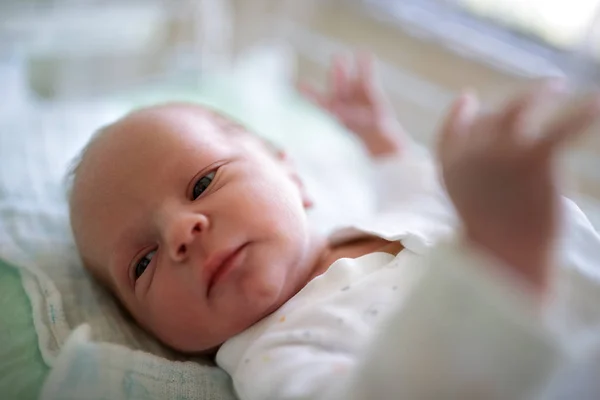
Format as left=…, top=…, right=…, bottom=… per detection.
left=292, top=172, right=314, bottom=209
left=275, top=149, right=288, bottom=161
left=293, top=173, right=314, bottom=210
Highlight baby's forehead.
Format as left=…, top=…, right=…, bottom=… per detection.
left=85, top=104, right=245, bottom=167
left=118, top=103, right=245, bottom=137
left=75, top=103, right=233, bottom=191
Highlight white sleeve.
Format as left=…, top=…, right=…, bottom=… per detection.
left=551, top=198, right=600, bottom=337
left=224, top=240, right=564, bottom=400
left=329, top=239, right=564, bottom=400
left=535, top=198, right=600, bottom=399
left=540, top=339, right=600, bottom=399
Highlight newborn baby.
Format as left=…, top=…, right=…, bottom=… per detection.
left=68, top=54, right=600, bottom=399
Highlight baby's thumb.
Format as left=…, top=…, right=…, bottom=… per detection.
left=437, top=91, right=478, bottom=159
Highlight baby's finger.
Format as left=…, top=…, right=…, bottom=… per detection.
left=356, top=52, right=376, bottom=94
left=500, top=81, right=566, bottom=138
left=297, top=81, right=329, bottom=110
left=537, top=95, right=600, bottom=155
left=331, top=54, right=350, bottom=99
left=437, top=91, right=479, bottom=160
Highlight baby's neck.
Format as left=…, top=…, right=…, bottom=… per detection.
left=307, top=234, right=403, bottom=282
left=273, top=232, right=402, bottom=325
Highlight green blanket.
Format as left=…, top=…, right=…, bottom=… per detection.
left=0, top=260, right=48, bottom=399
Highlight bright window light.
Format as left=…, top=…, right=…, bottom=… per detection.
left=456, top=0, right=600, bottom=49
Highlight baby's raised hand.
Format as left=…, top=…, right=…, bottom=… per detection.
left=438, top=84, right=600, bottom=297
left=298, top=53, right=404, bottom=158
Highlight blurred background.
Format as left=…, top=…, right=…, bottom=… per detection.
left=2, top=0, right=600, bottom=219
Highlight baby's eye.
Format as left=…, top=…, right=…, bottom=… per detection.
left=192, top=171, right=216, bottom=200
left=135, top=250, right=156, bottom=279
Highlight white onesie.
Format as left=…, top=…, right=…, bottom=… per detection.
left=216, top=148, right=600, bottom=400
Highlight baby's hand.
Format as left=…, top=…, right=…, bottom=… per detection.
left=298, top=53, right=405, bottom=158
left=437, top=84, right=600, bottom=297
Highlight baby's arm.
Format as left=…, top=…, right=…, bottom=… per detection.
left=299, top=53, right=451, bottom=217
left=438, top=84, right=600, bottom=298
left=298, top=53, right=406, bottom=158
left=332, top=241, right=563, bottom=400
left=332, top=85, right=600, bottom=399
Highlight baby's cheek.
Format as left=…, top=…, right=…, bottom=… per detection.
left=236, top=258, right=286, bottom=309
left=147, top=274, right=203, bottom=321
left=146, top=285, right=219, bottom=351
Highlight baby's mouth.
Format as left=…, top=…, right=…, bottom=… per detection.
left=206, top=243, right=249, bottom=297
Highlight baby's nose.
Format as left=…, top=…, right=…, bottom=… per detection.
left=164, top=213, right=209, bottom=262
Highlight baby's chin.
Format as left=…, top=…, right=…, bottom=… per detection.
left=214, top=266, right=290, bottom=334
left=241, top=259, right=292, bottom=301
left=156, top=283, right=287, bottom=354
left=234, top=278, right=285, bottom=318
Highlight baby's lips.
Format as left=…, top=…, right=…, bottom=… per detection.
left=205, top=243, right=248, bottom=296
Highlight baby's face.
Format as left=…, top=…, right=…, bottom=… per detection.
left=70, top=105, right=318, bottom=352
